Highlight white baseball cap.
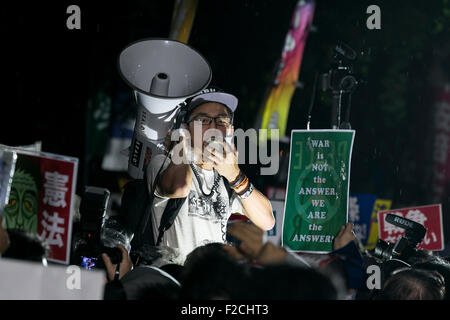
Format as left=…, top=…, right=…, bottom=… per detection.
left=186, top=90, right=238, bottom=114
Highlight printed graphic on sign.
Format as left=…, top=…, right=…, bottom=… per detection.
left=377, top=204, right=444, bottom=251
left=365, top=199, right=392, bottom=249
left=1, top=149, right=78, bottom=264
left=348, top=194, right=377, bottom=246
left=282, top=129, right=355, bottom=252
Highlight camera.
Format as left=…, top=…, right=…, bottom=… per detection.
left=370, top=214, right=427, bottom=262
left=321, top=42, right=358, bottom=93
left=72, top=186, right=124, bottom=270
left=320, top=42, right=360, bottom=129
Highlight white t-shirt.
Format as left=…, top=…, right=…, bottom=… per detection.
left=146, top=154, right=244, bottom=263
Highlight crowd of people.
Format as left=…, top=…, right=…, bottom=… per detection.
left=2, top=212, right=450, bottom=300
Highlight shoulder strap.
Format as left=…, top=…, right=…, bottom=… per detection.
left=130, top=166, right=156, bottom=247
left=155, top=197, right=187, bottom=246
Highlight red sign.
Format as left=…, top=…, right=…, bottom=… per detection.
left=3, top=149, right=78, bottom=264
left=377, top=204, right=444, bottom=251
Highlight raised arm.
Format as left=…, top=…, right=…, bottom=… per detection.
left=156, top=162, right=192, bottom=198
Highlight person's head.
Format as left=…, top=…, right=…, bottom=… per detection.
left=2, top=228, right=49, bottom=265
left=378, top=268, right=445, bottom=300
left=181, top=89, right=238, bottom=162
left=117, top=266, right=181, bottom=300
left=248, top=264, right=338, bottom=300
left=159, top=263, right=184, bottom=284
left=180, top=242, right=249, bottom=299
left=413, top=256, right=450, bottom=300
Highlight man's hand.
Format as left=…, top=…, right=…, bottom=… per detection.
left=256, top=242, right=288, bottom=265
left=227, top=221, right=264, bottom=260
left=225, top=220, right=288, bottom=265
left=333, top=222, right=356, bottom=251
left=204, top=140, right=240, bottom=183
left=102, top=245, right=133, bottom=282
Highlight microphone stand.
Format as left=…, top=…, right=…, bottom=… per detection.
left=331, top=90, right=343, bottom=130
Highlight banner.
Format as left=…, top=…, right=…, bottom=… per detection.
left=377, top=204, right=444, bottom=251
left=348, top=194, right=377, bottom=247
left=365, top=199, right=392, bottom=249
left=258, top=0, right=315, bottom=140
left=169, top=0, right=199, bottom=44
left=429, top=85, right=450, bottom=203
left=282, top=129, right=355, bottom=252
left=1, top=148, right=78, bottom=264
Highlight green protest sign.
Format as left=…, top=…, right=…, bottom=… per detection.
left=282, top=129, right=355, bottom=253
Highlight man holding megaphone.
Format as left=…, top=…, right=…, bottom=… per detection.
left=146, top=89, right=275, bottom=263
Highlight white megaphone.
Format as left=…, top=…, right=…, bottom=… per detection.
left=118, top=38, right=212, bottom=179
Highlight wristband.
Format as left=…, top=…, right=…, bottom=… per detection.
left=229, top=171, right=245, bottom=188
left=237, top=183, right=254, bottom=199
left=233, top=175, right=248, bottom=190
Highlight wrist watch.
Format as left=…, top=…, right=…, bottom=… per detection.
left=237, top=183, right=254, bottom=199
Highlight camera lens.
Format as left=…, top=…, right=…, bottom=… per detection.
left=340, top=75, right=357, bottom=91
left=373, top=239, right=394, bottom=261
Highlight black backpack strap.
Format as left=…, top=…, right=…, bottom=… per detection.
left=129, top=154, right=168, bottom=248
left=119, top=179, right=151, bottom=242
left=155, top=197, right=187, bottom=246
left=129, top=165, right=156, bottom=248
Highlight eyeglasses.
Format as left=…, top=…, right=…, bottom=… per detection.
left=187, top=115, right=232, bottom=127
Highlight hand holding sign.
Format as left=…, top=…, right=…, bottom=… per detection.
left=333, top=222, right=356, bottom=251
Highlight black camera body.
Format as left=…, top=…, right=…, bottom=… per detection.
left=76, top=241, right=123, bottom=270
left=72, top=186, right=123, bottom=270
left=371, top=214, right=427, bottom=262
left=320, top=42, right=360, bottom=129
left=321, top=42, right=358, bottom=94
left=321, top=66, right=358, bottom=93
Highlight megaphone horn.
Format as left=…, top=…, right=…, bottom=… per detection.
left=118, top=38, right=212, bottom=179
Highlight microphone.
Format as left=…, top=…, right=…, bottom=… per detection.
left=334, top=42, right=357, bottom=61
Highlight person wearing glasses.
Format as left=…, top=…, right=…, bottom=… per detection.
left=146, top=88, right=275, bottom=263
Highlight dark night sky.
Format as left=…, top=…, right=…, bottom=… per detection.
left=1, top=0, right=449, bottom=234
